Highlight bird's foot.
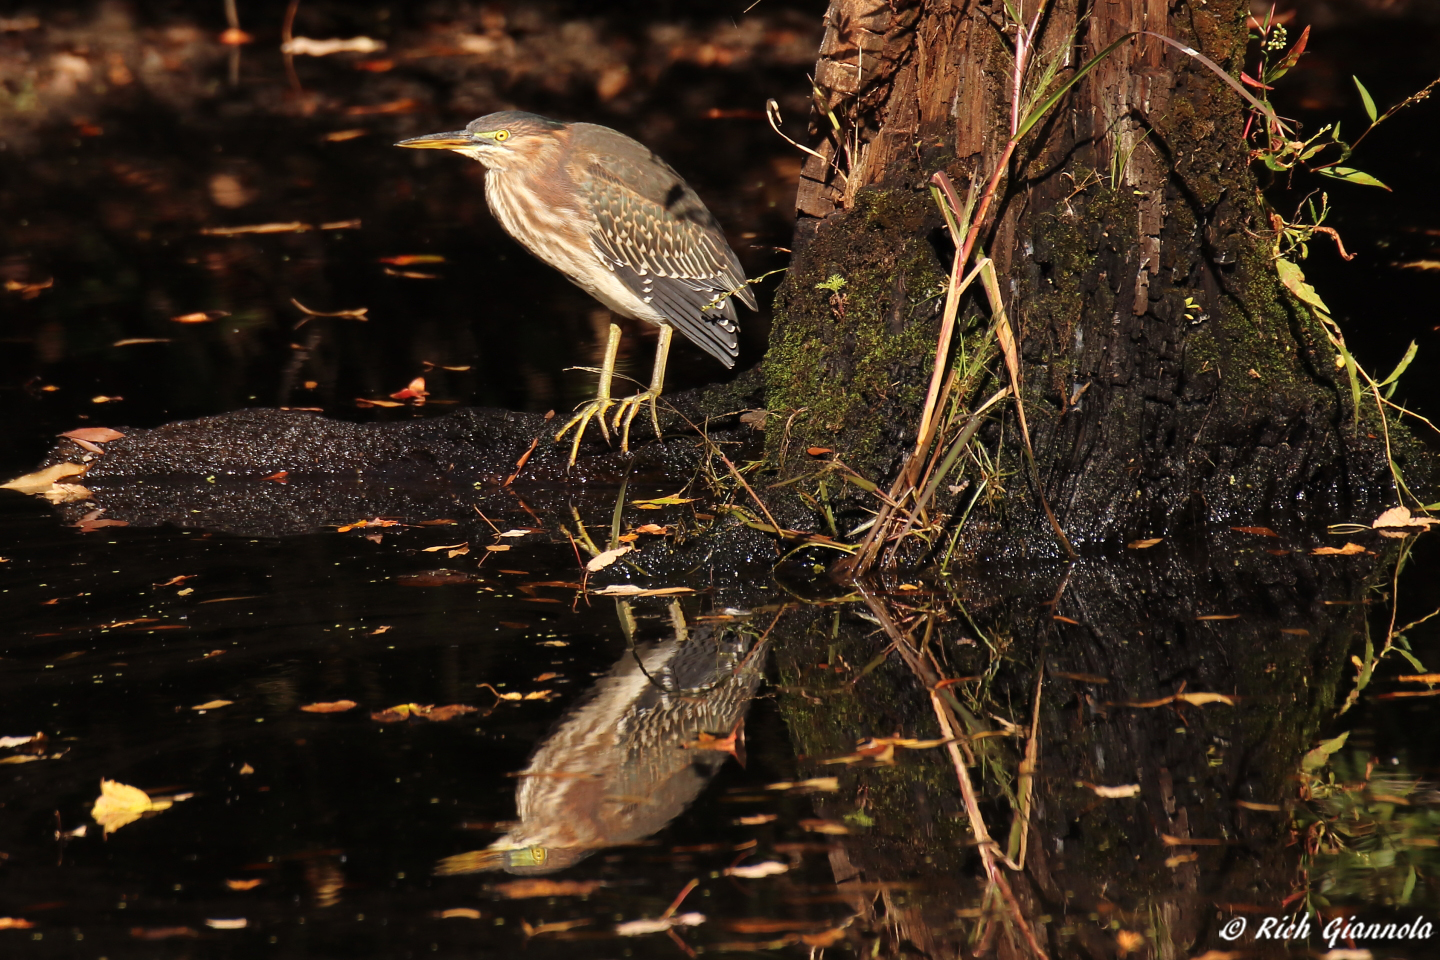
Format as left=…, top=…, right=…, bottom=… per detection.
left=611, top=388, right=663, bottom=452
left=555, top=396, right=616, bottom=466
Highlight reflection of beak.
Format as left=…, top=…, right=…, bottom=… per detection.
left=395, top=131, right=471, bottom=150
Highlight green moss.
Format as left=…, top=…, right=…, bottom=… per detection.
left=763, top=188, right=950, bottom=478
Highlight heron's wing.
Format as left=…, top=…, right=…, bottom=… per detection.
left=577, top=148, right=755, bottom=368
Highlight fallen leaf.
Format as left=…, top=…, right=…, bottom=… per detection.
left=300, top=700, right=358, bottom=713
left=492, top=879, right=605, bottom=899
left=62, top=427, right=124, bottom=444
left=91, top=395, right=124, bottom=403
left=191, top=700, right=233, bottom=710
left=344, top=97, right=420, bottom=116
left=1113, top=692, right=1237, bottom=709
left=586, top=545, right=633, bottom=572
left=395, top=570, right=475, bottom=586
left=765, top=777, right=839, bottom=793
left=1165, top=852, right=1200, bottom=868
left=1312, top=542, right=1367, bottom=556
left=1127, top=538, right=1163, bottom=549
left=92, top=779, right=175, bottom=834
left=630, top=494, right=698, bottom=508
left=1235, top=800, right=1282, bottom=812
left=390, top=377, right=428, bottom=401
left=130, top=926, right=198, bottom=940
left=170, top=310, right=229, bottom=324
left=635, top=524, right=671, bottom=535
left=1373, top=505, right=1439, bottom=533
left=616, top=913, right=705, bottom=936
left=590, top=584, right=694, bottom=597
left=225, top=879, right=263, bottom=891
left=1, top=462, right=87, bottom=495
left=1195, top=614, right=1241, bottom=621
left=239, top=763, right=254, bottom=774
left=1230, top=526, right=1279, bottom=537
left=533, top=673, right=560, bottom=682
left=1080, top=782, right=1141, bottom=799
left=283, top=35, right=385, bottom=56
left=425, top=704, right=479, bottom=721
left=734, top=813, right=778, bottom=825
left=422, top=543, right=469, bottom=553
left=324, top=128, right=367, bottom=141
left=438, top=908, right=483, bottom=919
left=114, top=337, right=173, bottom=346
left=0, top=734, right=40, bottom=749
left=724, top=861, right=789, bottom=878
left=806, top=447, right=834, bottom=456
left=0, top=918, right=35, bottom=929
left=485, top=544, right=511, bottom=552
left=204, top=918, right=248, bottom=929
left=498, top=529, right=531, bottom=538
left=617, top=533, right=639, bottom=543
left=378, top=254, right=446, bottom=266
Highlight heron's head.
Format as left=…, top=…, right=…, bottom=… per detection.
left=395, top=111, right=567, bottom=171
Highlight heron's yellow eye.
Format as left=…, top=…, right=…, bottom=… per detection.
left=493, top=129, right=510, bottom=143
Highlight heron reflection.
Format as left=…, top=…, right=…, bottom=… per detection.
left=437, top=602, right=768, bottom=875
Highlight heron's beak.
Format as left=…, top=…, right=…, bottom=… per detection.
left=395, top=131, right=471, bottom=150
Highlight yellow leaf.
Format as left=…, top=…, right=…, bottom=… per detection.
left=191, top=700, right=233, bottom=710
left=630, top=494, right=698, bottom=507
left=92, top=779, right=172, bottom=834
left=1312, top=542, right=1366, bottom=556
left=1, top=462, right=87, bottom=495
left=1126, top=538, right=1163, bottom=549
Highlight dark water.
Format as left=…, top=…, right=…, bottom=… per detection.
left=3, top=2, right=1440, bottom=958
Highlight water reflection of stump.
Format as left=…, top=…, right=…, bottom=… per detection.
left=439, top=611, right=767, bottom=875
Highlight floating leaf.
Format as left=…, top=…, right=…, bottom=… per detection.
left=1127, top=538, right=1162, bottom=549
left=1081, top=782, right=1141, bottom=799
left=92, top=779, right=174, bottom=834
left=1312, top=542, right=1367, bottom=556
left=204, top=918, right=248, bottom=930
left=1, top=462, right=87, bottom=495
left=225, top=879, right=263, bottom=891
left=630, top=493, right=698, bottom=508
left=590, top=584, right=693, bottom=597
left=438, top=908, right=483, bottom=919
left=616, top=913, right=705, bottom=936
left=1231, top=526, right=1279, bottom=537
left=585, top=545, right=632, bottom=572
left=191, top=700, right=233, bottom=710
left=61, top=427, right=124, bottom=444
left=300, top=700, right=358, bottom=713
left=724, top=861, right=790, bottom=878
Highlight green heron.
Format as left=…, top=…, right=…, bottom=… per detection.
left=397, top=111, right=757, bottom=463
left=436, top=604, right=767, bottom=875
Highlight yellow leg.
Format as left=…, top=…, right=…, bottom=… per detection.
left=612, top=324, right=671, bottom=452
left=555, top=323, right=622, bottom=465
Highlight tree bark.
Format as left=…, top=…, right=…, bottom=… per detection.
left=763, top=0, right=1416, bottom=554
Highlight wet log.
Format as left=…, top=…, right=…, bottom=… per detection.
left=762, top=0, right=1428, bottom=556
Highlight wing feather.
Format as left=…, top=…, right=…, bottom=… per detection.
left=577, top=145, right=755, bottom=367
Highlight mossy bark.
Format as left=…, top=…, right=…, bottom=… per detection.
left=762, top=0, right=1419, bottom=554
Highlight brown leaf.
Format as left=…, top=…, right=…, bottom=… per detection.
left=806, top=447, right=834, bottom=456
left=191, top=700, right=233, bottom=710
left=1230, top=526, right=1279, bottom=537
left=130, top=926, right=197, bottom=939
left=485, top=544, right=511, bottom=552
left=61, top=427, right=124, bottom=443
left=378, top=255, right=446, bottom=266
left=300, top=700, right=358, bottom=713
left=1195, top=614, right=1240, bottom=621
left=1312, top=542, right=1367, bottom=556
left=170, top=310, right=229, bottom=324
left=0, top=919, right=35, bottom=930
left=425, top=704, right=479, bottom=722
left=395, top=569, right=474, bottom=586
left=438, top=908, right=483, bottom=919
left=1126, top=537, right=1163, bottom=549
left=635, top=524, right=671, bottom=535
left=225, top=879, right=263, bottom=891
